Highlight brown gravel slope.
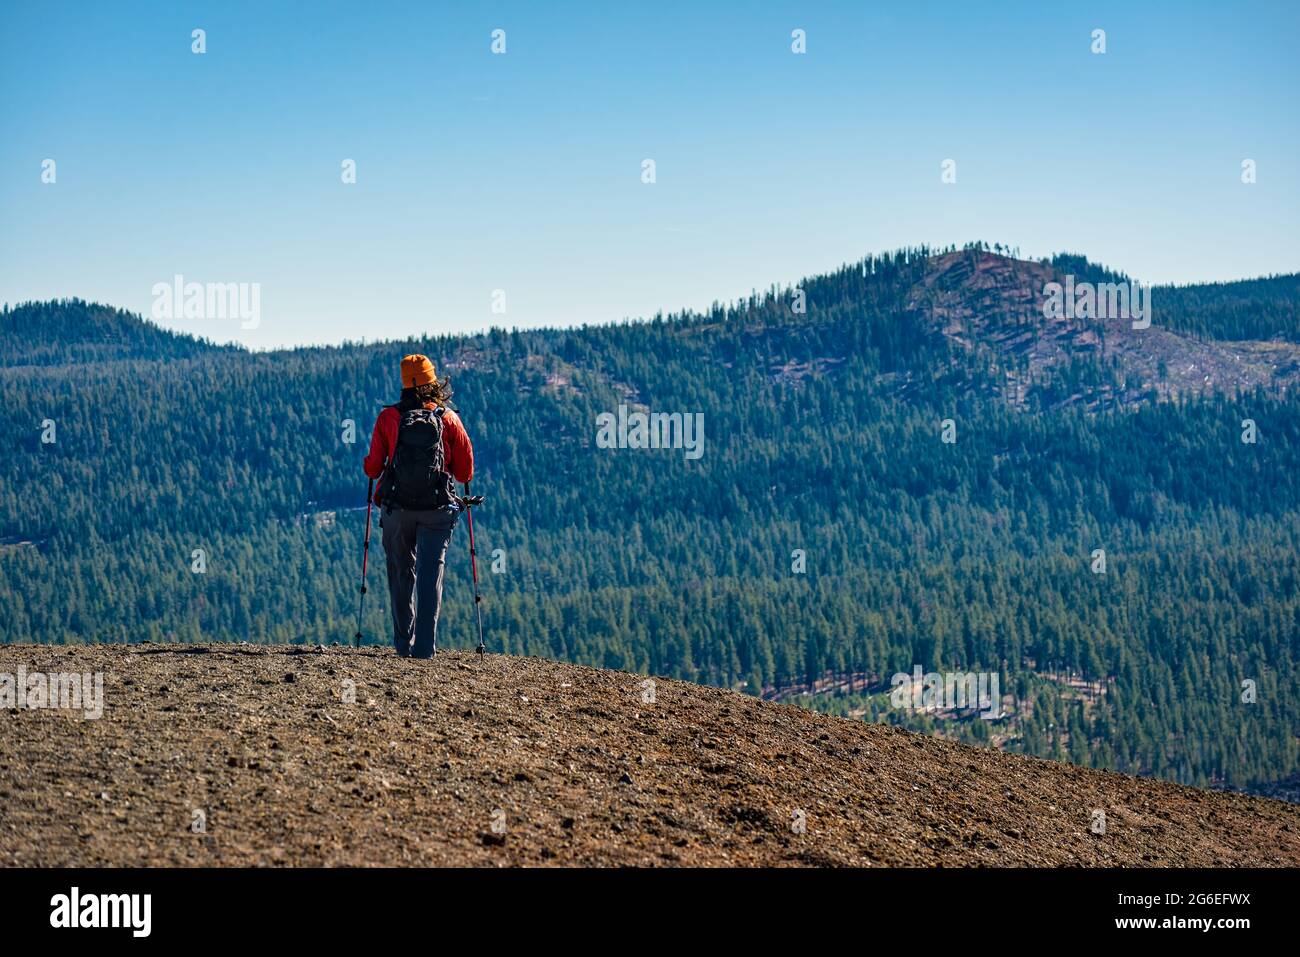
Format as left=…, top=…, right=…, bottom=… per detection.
left=1, top=644, right=1296, bottom=867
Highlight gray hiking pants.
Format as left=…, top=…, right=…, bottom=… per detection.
left=380, top=503, right=461, bottom=658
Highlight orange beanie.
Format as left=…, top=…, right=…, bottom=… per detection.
left=400, top=354, right=437, bottom=388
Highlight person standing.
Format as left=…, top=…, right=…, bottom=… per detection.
left=363, top=355, right=474, bottom=658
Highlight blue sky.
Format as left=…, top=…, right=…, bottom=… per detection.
left=2, top=0, right=1297, bottom=348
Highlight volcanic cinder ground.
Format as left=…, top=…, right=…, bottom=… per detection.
left=1, top=644, right=1296, bottom=867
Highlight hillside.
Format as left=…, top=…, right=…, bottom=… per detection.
left=0, top=299, right=227, bottom=367
left=2, top=246, right=1299, bottom=797
left=1, top=644, right=1297, bottom=867
left=909, top=251, right=1300, bottom=410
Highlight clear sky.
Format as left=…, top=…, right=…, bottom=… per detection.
left=2, top=0, right=1297, bottom=348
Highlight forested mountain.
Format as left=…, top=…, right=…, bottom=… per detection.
left=0, top=299, right=227, bottom=367
left=2, top=245, right=1298, bottom=795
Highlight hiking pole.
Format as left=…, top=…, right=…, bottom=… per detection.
left=354, top=477, right=376, bottom=648
left=462, top=482, right=486, bottom=660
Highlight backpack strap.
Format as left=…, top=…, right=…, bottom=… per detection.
left=379, top=404, right=401, bottom=513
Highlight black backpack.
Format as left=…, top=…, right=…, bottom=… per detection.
left=379, top=406, right=454, bottom=510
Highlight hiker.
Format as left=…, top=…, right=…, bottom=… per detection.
left=363, top=355, right=474, bottom=658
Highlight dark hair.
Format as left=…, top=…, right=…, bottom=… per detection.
left=399, top=375, right=453, bottom=410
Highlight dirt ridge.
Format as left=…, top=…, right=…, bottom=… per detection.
left=1, top=645, right=1296, bottom=867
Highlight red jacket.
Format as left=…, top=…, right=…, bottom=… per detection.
left=364, top=404, right=474, bottom=504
